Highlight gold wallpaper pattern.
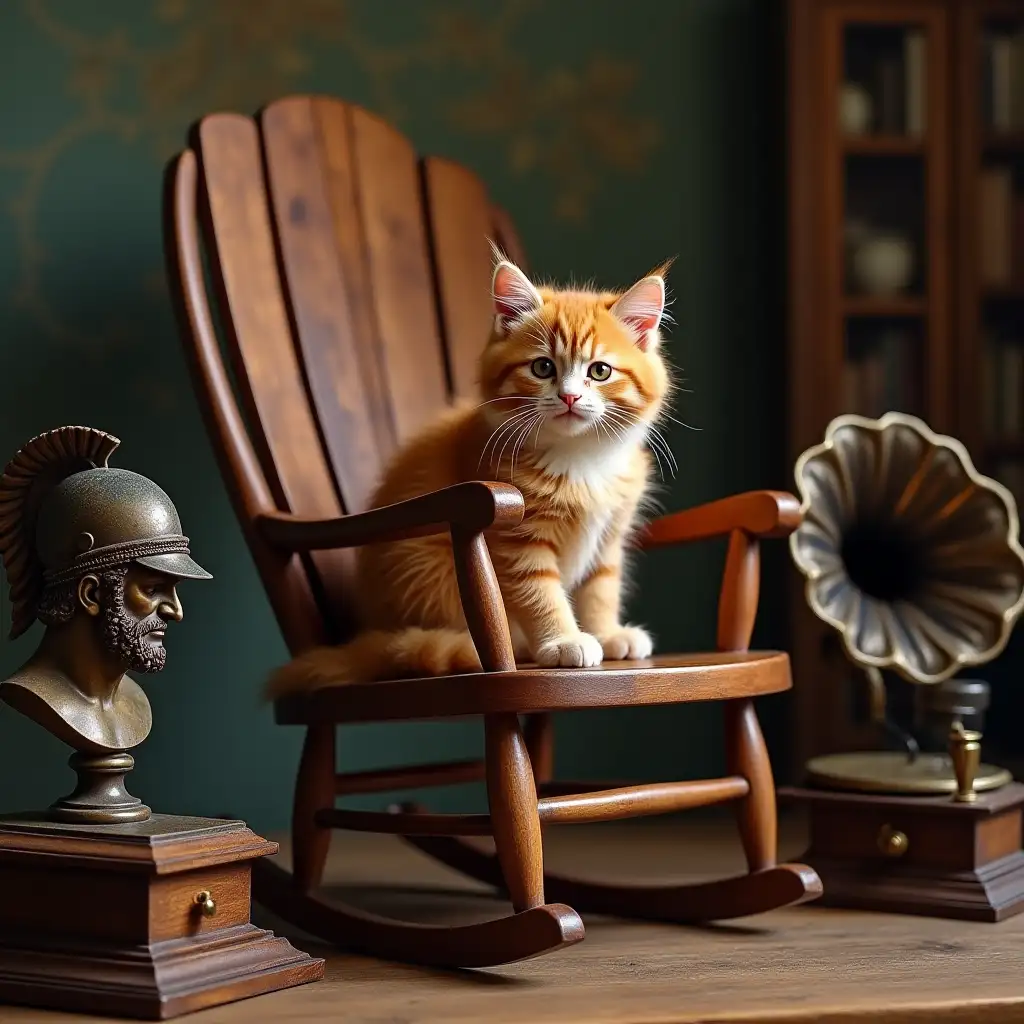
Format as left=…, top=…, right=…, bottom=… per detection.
left=0, top=0, right=660, bottom=349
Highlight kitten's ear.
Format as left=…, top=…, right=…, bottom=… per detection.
left=610, top=275, right=667, bottom=352
left=491, top=259, right=542, bottom=334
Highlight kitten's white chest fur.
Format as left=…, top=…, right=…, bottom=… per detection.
left=559, top=507, right=614, bottom=589
left=537, top=424, right=646, bottom=589
left=537, top=422, right=642, bottom=489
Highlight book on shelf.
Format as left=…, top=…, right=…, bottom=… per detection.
left=904, top=30, right=926, bottom=137
left=868, top=30, right=926, bottom=135
left=978, top=166, right=1023, bottom=288
left=983, top=27, right=1024, bottom=132
left=842, top=327, right=916, bottom=419
left=875, top=55, right=903, bottom=133
left=983, top=331, right=1024, bottom=439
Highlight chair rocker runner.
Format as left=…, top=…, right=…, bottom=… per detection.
left=164, top=93, right=822, bottom=970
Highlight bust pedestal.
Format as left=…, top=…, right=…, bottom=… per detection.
left=0, top=812, right=325, bottom=1019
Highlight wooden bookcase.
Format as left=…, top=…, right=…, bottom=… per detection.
left=786, top=0, right=1024, bottom=775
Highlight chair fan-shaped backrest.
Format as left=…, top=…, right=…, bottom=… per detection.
left=164, top=95, right=527, bottom=654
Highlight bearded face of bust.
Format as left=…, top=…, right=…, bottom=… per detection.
left=37, top=562, right=184, bottom=675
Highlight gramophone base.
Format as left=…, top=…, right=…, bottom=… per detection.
left=805, top=751, right=1013, bottom=795
left=0, top=812, right=325, bottom=1019
left=780, top=782, right=1024, bottom=922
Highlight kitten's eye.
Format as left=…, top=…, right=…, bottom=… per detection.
left=530, top=357, right=556, bottom=379
left=588, top=361, right=612, bottom=381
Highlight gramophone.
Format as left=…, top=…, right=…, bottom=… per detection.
left=780, top=412, right=1024, bottom=921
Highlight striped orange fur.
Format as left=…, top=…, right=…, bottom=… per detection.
left=266, top=256, right=675, bottom=697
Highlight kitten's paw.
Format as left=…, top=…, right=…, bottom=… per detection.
left=598, top=626, right=654, bottom=661
left=534, top=632, right=604, bottom=668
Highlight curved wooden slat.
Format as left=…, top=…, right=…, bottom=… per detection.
left=313, top=97, right=398, bottom=466
left=164, top=149, right=326, bottom=653
left=259, top=96, right=392, bottom=514
left=165, top=152, right=276, bottom=524
left=193, top=112, right=352, bottom=629
left=402, top=834, right=823, bottom=923
left=349, top=106, right=449, bottom=440
left=194, top=112, right=341, bottom=525
left=273, top=650, right=793, bottom=725
left=422, top=157, right=497, bottom=402
left=251, top=859, right=584, bottom=969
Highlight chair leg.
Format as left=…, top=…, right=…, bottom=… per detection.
left=524, top=712, right=554, bottom=785
left=725, top=698, right=776, bottom=872
left=485, top=712, right=545, bottom=912
left=404, top=697, right=821, bottom=924
left=292, top=722, right=336, bottom=892
left=252, top=717, right=584, bottom=969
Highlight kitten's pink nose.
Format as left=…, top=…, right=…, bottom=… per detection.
left=559, top=393, right=580, bottom=409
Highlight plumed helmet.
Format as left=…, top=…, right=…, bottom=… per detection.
left=0, top=426, right=211, bottom=640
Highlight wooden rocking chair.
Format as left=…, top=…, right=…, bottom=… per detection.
left=163, top=94, right=822, bottom=971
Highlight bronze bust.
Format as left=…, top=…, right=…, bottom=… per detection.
left=0, top=426, right=211, bottom=822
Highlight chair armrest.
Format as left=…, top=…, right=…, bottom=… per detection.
left=634, top=490, right=801, bottom=651
left=257, top=481, right=523, bottom=674
left=636, top=490, right=802, bottom=550
left=254, top=481, right=525, bottom=551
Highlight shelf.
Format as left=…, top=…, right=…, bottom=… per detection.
left=842, top=135, right=926, bottom=156
left=983, top=132, right=1024, bottom=154
left=842, top=296, right=927, bottom=317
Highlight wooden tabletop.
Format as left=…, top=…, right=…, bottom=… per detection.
left=6, top=812, right=1024, bottom=1023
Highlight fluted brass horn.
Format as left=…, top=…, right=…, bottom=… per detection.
left=790, top=412, right=1024, bottom=796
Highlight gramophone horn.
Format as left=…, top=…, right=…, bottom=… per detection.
left=789, top=412, right=1024, bottom=795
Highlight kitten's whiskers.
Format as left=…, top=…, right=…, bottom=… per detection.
left=509, top=414, right=544, bottom=484
left=496, top=409, right=541, bottom=475
left=478, top=407, right=538, bottom=473
left=603, top=406, right=678, bottom=479
left=600, top=411, right=667, bottom=481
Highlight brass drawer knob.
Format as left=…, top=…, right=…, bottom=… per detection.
left=877, top=824, right=908, bottom=858
left=194, top=890, right=217, bottom=917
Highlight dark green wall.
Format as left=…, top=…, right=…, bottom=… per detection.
left=0, top=0, right=788, bottom=834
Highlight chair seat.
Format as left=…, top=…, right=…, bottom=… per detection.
left=273, top=650, right=791, bottom=725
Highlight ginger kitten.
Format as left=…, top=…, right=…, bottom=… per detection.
left=266, top=256, right=674, bottom=696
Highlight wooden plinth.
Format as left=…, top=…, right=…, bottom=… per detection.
left=0, top=812, right=325, bottom=1019
left=779, top=782, right=1024, bottom=922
